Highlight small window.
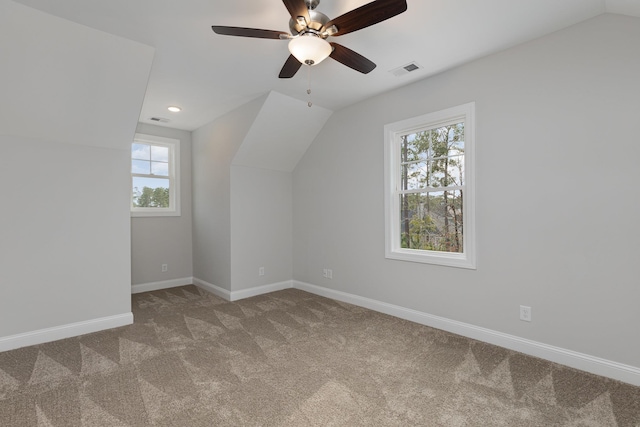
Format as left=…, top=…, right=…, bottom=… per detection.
left=131, top=134, right=180, bottom=217
left=384, top=103, right=476, bottom=269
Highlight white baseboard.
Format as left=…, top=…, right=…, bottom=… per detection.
left=230, top=280, right=293, bottom=301
left=0, top=313, right=133, bottom=352
left=131, top=277, right=193, bottom=294
left=192, top=277, right=232, bottom=300
left=192, top=277, right=294, bottom=302
left=293, top=280, right=640, bottom=387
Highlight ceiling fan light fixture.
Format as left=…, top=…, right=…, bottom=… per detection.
left=288, top=34, right=332, bottom=66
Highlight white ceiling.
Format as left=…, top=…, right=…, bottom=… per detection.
left=11, top=0, right=640, bottom=131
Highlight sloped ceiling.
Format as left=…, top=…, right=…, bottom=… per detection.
left=2, top=0, right=154, bottom=149
left=232, top=91, right=332, bottom=172
left=10, top=0, right=640, bottom=132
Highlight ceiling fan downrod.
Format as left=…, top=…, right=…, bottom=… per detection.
left=305, top=0, right=320, bottom=11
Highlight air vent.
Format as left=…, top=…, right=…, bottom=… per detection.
left=149, top=117, right=170, bottom=123
left=390, top=62, right=423, bottom=77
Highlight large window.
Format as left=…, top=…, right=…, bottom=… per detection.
left=131, top=133, right=180, bottom=217
left=384, top=103, right=475, bottom=268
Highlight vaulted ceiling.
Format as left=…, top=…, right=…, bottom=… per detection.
left=12, top=0, right=640, bottom=131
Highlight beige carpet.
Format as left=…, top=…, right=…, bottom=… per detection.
left=0, top=285, right=638, bottom=426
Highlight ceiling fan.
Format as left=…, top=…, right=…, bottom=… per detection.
left=212, top=0, right=408, bottom=78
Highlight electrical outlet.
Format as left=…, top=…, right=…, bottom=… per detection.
left=259, top=267, right=265, bottom=276
left=323, top=268, right=328, bottom=278
left=161, top=264, right=168, bottom=272
left=327, top=269, right=333, bottom=279
left=520, top=305, right=532, bottom=322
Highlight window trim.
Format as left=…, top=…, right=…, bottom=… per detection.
left=131, top=133, right=181, bottom=217
left=384, top=102, right=476, bottom=269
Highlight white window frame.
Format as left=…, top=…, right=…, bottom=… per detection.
left=384, top=102, right=476, bottom=269
left=131, top=133, right=181, bottom=217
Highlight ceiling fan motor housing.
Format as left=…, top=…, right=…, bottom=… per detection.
left=289, top=9, right=330, bottom=35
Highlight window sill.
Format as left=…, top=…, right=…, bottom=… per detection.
left=131, top=209, right=181, bottom=218
left=386, top=248, right=476, bottom=269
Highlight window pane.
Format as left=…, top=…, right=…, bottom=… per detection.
left=132, top=143, right=150, bottom=160
left=449, top=123, right=465, bottom=151
left=430, top=155, right=464, bottom=187
left=403, top=133, right=430, bottom=161
left=132, top=159, right=150, bottom=174
left=132, top=176, right=170, bottom=208
left=449, top=155, right=464, bottom=186
left=151, top=161, right=169, bottom=176
left=449, top=139, right=464, bottom=153
left=401, top=161, right=428, bottom=190
left=399, top=191, right=463, bottom=253
left=151, top=145, right=169, bottom=162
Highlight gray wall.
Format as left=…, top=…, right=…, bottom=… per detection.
left=230, top=165, right=292, bottom=290
left=131, top=123, right=193, bottom=286
left=191, top=96, right=265, bottom=290
left=0, top=2, right=153, bottom=339
left=192, top=92, right=329, bottom=294
left=292, top=14, right=640, bottom=367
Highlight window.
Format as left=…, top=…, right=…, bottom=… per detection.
left=384, top=103, right=475, bottom=269
left=131, top=133, right=180, bottom=217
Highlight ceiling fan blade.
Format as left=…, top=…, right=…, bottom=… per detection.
left=329, top=43, right=376, bottom=74
left=323, top=0, right=407, bottom=36
left=211, top=26, right=288, bottom=39
left=282, top=0, right=310, bottom=26
left=279, top=55, right=303, bottom=78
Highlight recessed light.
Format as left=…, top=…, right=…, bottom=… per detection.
left=167, top=106, right=182, bottom=113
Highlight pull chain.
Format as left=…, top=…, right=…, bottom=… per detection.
left=307, top=66, right=312, bottom=107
